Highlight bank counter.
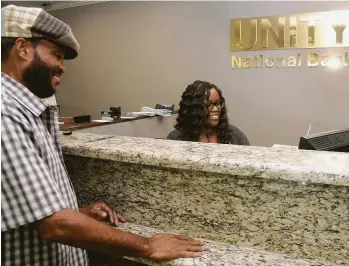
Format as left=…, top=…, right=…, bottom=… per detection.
left=60, top=130, right=349, bottom=266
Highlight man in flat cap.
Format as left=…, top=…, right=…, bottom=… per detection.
left=1, top=5, right=204, bottom=266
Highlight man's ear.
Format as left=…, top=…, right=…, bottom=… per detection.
left=14, top=38, right=33, bottom=61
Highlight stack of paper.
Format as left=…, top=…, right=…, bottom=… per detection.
left=126, top=106, right=172, bottom=118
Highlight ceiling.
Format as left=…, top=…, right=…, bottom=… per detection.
left=1, top=1, right=109, bottom=11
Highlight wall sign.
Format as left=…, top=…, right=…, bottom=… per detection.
left=230, top=10, right=349, bottom=69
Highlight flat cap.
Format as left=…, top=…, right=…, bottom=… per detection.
left=1, top=5, right=79, bottom=59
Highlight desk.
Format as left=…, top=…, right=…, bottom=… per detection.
left=76, top=115, right=177, bottom=139
left=60, top=120, right=109, bottom=131
left=59, top=114, right=177, bottom=138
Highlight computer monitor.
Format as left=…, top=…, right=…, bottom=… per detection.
left=298, top=128, right=349, bottom=152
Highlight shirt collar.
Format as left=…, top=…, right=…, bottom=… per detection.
left=1, top=72, right=48, bottom=117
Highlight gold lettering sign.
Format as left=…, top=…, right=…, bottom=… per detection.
left=231, top=52, right=349, bottom=69
left=230, top=10, right=349, bottom=51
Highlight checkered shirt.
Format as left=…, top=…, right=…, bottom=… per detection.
left=1, top=73, right=88, bottom=266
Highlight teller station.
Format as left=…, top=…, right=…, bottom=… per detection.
left=61, top=113, right=349, bottom=153
left=59, top=112, right=349, bottom=266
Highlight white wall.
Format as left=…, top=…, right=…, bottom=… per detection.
left=226, top=1, right=349, bottom=146
left=52, top=1, right=349, bottom=147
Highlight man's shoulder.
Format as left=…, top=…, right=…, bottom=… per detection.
left=2, top=97, right=25, bottom=116
left=1, top=86, right=32, bottom=126
left=1, top=87, right=20, bottom=115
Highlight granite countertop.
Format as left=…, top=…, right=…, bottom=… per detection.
left=271, top=144, right=299, bottom=151
left=60, top=132, right=349, bottom=187
left=117, top=223, right=338, bottom=266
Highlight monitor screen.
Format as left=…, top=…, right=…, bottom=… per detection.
left=298, top=128, right=349, bottom=153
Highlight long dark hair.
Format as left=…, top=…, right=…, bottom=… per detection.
left=174, top=80, right=232, bottom=143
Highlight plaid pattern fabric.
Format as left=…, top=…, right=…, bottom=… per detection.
left=1, top=5, right=79, bottom=59
left=31, top=6, right=70, bottom=39
left=1, top=73, right=88, bottom=266
left=1, top=4, right=41, bottom=38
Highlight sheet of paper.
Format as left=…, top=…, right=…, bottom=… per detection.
left=92, top=120, right=112, bottom=123
left=120, top=116, right=136, bottom=119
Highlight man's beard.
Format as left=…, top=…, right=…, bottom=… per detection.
left=22, top=51, right=61, bottom=99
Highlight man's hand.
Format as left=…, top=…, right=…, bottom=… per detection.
left=146, top=233, right=205, bottom=261
left=79, top=202, right=126, bottom=226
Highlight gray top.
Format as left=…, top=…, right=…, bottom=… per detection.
left=166, top=124, right=250, bottom=145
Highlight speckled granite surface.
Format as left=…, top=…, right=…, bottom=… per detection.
left=65, top=156, right=349, bottom=265
left=61, top=132, right=349, bottom=186
left=117, top=223, right=338, bottom=266
left=271, top=144, right=299, bottom=151
left=61, top=132, right=349, bottom=264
